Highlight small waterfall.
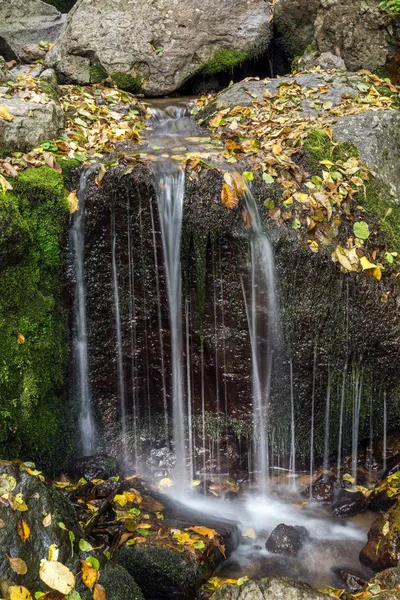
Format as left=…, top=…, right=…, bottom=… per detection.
left=111, top=208, right=127, bottom=448
left=242, top=188, right=281, bottom=492
left=71, top=168, right=96, bottom=455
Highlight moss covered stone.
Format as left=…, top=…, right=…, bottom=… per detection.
left=201, top=49, right=249, bottom=75
left=110, top=72, right=144, bottom=94
left=99, top=563, right=144, bottom=600
left=89, top=65, right=107, bottom=84
left=0, top=166, right=75, bottom=472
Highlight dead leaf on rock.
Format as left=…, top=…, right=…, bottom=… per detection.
left=93, top=583, right=107, bottom=600
left=17, top=520, right=30, bottom=542
left=221, top=183, right=239, bottom=210
left=8, top=556, right=28, bottom=575
left=0, top=106, right=14, bottom=121
left=80, top=559, right=99, bottom=590
left=8, top=585, right=32, bottom=600
left=39, top=559, right=75, bottom=595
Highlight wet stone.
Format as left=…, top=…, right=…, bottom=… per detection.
left=266, top=523, right=309, bottom=556
left=331, top=489, right=367, bottom=517
left=332, top=568, right=367, bottom=593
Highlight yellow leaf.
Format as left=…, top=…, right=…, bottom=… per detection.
left=221, top=183, right=239, bottom=210
left=209, top=113, right=223, bottom=128
left=39, top=559, right=75, bottom=595
left=342, top=473, right=355, bottom=484
left=0, top=106, right=14, bottom=121
left=8, top=556, right=28, bottom=575
left=48, top=543, right=59, bottom=561
left=360, top=256, right=382, bottom=281
left=0, top=173, right=13, bottom=194
left=113, top=494, right=127, bottom=507
left=17, top=334, right=26, bottom=345
left=382, top=521, right=390, bottom=536
left=68, top=190, right=79, bottom=214
left=189, top=526, right=217, bottom=539
left=17, top=520, right=30, bottom=542
left=241, top=528, right=256, bottom=539
left=333, top=247, right=354, bottom=272
left=8, top=585, right=32, bottom=600
left=94, top=583, right=107, bottom=600
left=293, top=192, right=310, bottom=203
left=159, top=478, right=173, bottom=488
left=80, top=559, right=98, bottom=590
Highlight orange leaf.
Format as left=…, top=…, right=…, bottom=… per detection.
left=221, top=183, right=239, bottom=210
left=93, top=583, right=106, bottom=600
left=17, top=520, right=30, bottom=542
left=8, top=556, right=28, bottom=575
left=80, top=559, right=99, bottom=590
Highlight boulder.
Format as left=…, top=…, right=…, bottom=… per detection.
left=333, top=111, right=400, bottom=200
left=302, top=474, right=339, bottom=503
left=374, top=566, right=400, bottom=589
left=38, top=68, right=61, bottom=100
left=0, top=0, right=65, bottom=57
left=0, top=56, right=15, bottom=84
left=118, top=491, right=239, bottom=598
left=45, top=0, right=272, bottom=95
left=265, top=523, right=309, bottom=556
left=299, top=50, right=346, bottom=71
left=211, top=576, right=327, bottom=599
left=332, top=568, right=367, bottom=593
left=360, top=501, right=400, bottom=570
left=68, top=453, right=120, bottom=481
left=331, top=489, right=367, bottom=517
left=19, top=43, right=47, bottom=64
left=273, top=0, right=320, bottom=60
left=0, top=96, right=64, bottom=151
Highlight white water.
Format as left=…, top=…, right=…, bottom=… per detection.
left=242, top=189, right=281, bottom=493
left=71, top=168, right=96, bottom=455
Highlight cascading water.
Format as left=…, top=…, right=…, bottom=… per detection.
left=241, top=189, right=281, bottom=492
left=71, top=168, right=96, bottom=455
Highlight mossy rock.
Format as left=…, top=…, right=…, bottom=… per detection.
left=90, top=65, right=107, bottom=84
left=0, top=191, right=31, bottom=270
left=360, top=500, right=400, bottom=570
left=110, top=72, right=144, bottom=93
left=99, top=563, right=144, bottom=600
left=201, top=49, right=249, bottom=75
left=118, top=544, right=211, bottom=599
left=0, top=166, right=75, bottom=472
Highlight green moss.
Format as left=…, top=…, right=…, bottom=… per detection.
left=99, top=563, right=144, bottom=600
left=57, top=156, right=81, bottom=189
left=110, top=72, right=144, bottom=94
left=89, top=65, right=107, bottom=85
left=201, top=49, right=249, bottom=75
left=303, top=128, right=400, bottom=253
left=0, top=166, right=75, bottom=473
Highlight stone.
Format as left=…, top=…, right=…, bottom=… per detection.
left=302, top=474, right=339, bottom=503
left=38, top=67, right=61, bottom=100
left=19, top=43, right=47, bottom=64
left=265, top=523, right=309, bottom=556
left=360, top=502, right=400, bottom=570
left=332, top=568, right=367, bottom=593
left=10, top=64, right=44, bottom=78
left=273, top=0, right=319, bottom=60
left=0, top=56, right=15, bottom=84
left=211, top=576, right=327, bottom=599
left=0, top=96, right=64, bottom=151
left=368, top=489, right=397, bottom=514
left=333, top=110, right=400, bottom=199
left=0, top=0, right=65, bottom=58
left=45, top=0, right=272, bottom=95
left=374, top=566, right=400, bottom=590
left=314, top=0, right=391, bottom=72
left=118, top=491, right=239, bottom=598
left=99, top=563, right=144, bottom=600
left=331, top=489, right=367, bottom=517
left=316, top=52, right=346, bottom=70
left=68, top=453, right=120, bottom=481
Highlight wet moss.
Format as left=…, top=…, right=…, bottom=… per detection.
left=57, top=156, right=81, bottom=189
left=89, top=65, right=107, bottom=85
left=99, top=563, right=144, bottom=600
left=110, top=72, right=144, bottom=94
left=303, top=128, right=400, bottom=253
left=201, top=49, right=249, bottom=75
left=0, top=166, right=75, bottom=472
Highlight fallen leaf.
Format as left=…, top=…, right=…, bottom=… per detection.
left=68, top=190, right=79, bottom=214
left=43, top=513, right=52, bottom=527
left=241, top=528, right=256, bottom=539
left=221, top=183, right=239, bottom=210
left=0, top=106, right=14, bottom=121
left=360, top=256, right=382, bottom=281
left=39, top=560, right=75, bottom=595
left=17, top=521, right=30, bottom=542
left=80, top=559, right=99, bottom=590
left=8, top=585, right=32, bottom=600
left=8, top=556, right=28, bottom=575
left=93, top=584, right=106, bottom=600
left=382, top=521, right=390, bottom=536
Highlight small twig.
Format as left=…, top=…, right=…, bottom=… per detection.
left=85, top=481, right=123, bottom=537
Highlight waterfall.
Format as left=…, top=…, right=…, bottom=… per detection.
left=242, top=188, right=281, bottom=492
left=71, top=168, right=96, bottom=455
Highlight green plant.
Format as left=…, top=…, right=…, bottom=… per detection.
left=380, top=0, right=400, bottom=14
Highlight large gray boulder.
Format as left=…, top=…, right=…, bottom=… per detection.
left=45, top=0, right=272, bottom=95
left=0, top=97, right=64, bottom=151
left=334, top=110, right=400, bottom=200
left=273, top=0, right=396, bottom=73
left=211, top=577, right=327, bottom=599
left=0, top=0, right=65, bottom=58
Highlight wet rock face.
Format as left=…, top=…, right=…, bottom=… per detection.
left=0, top=0, right=65, bottom=57
left=68, top=453, right=120, bottom=481
left=332, top=568, right=366, bottom=593
left=360, top=502, right=400, bottom=570
left=302, top=474, right=339, bottom=503
left=45, top=0, right=271, bottom=94
left=332, top=489, right=367, bottom=517
left=266, top=523, right=309, bottom=556
left=211, top=576, right=327, bottom=599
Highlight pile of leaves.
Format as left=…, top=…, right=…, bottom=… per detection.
left=54, top=472, right=227, bottom=562
left=197, top=69, right=400, bottom=281
left=0, top=68, right=148, bottom=185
